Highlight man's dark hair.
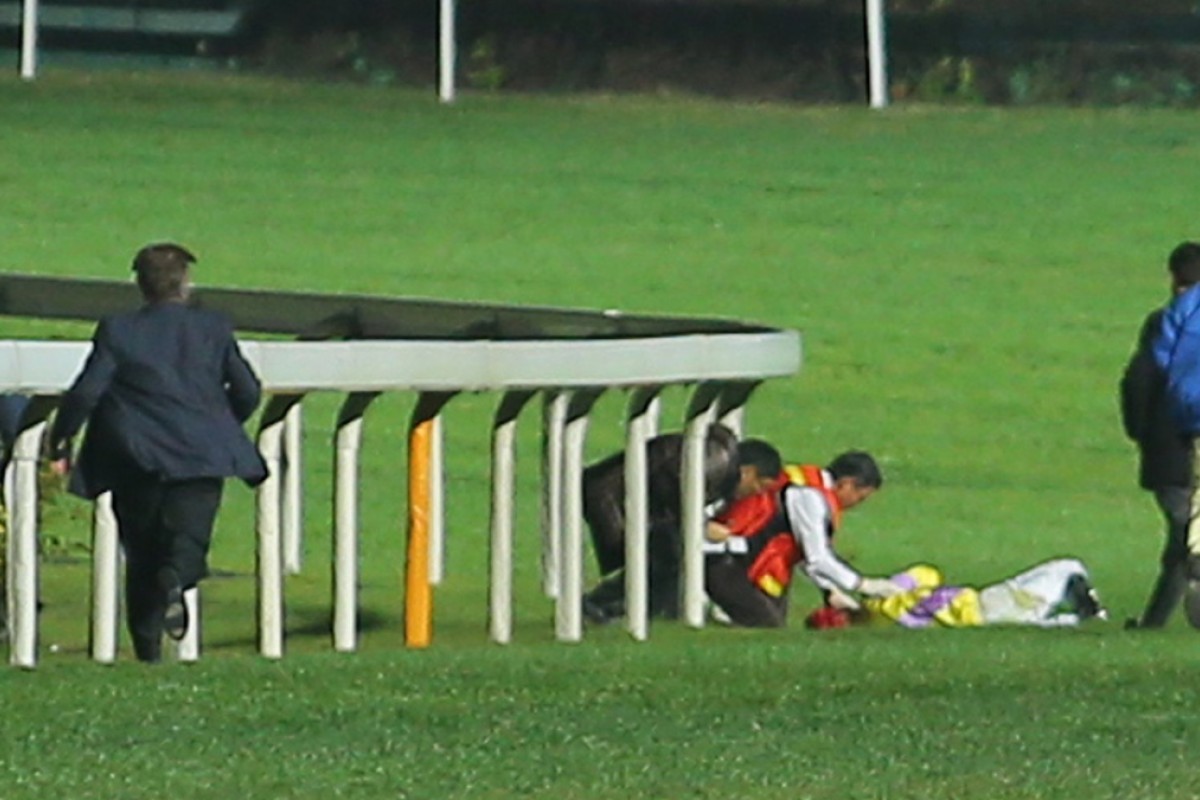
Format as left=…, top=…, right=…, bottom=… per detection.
left=1168, top=242, right=1200, bottom=290
left=827, top=450, right=883, bottom=489
left=737, top=438, right=782, bottom=478
left=131, top=243, right=196, bottom=303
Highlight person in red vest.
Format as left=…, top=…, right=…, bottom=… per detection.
left=704, top=449, right=902, bottom=627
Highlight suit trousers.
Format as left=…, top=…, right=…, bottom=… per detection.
left=1137, top=485, right=1193, bottom=627
left=111, top=474, right=224, bottom=657
left=704, top=554, right=788, bottom=628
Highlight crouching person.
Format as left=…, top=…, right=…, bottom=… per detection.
left=704, top=447, right=903, bottom=627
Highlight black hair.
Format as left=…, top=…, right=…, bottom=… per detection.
left=736, top=438, right=782, bottom=478
left=131, top=243, right=196, bottom=303
left=1168, top=242, right=1200, bottom=289
left=826, top=450, right=883, bottom=489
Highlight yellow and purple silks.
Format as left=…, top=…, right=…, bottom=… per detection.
left=863, top=564, right=985, bottom=628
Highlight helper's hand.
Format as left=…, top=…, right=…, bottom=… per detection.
left=858, top=576, right=906, bottom=598
left=827, top=587, right=862, bottom=611
left=50, top=457, right=71, bottom=476
left=705, top=521, right=731, bottom=543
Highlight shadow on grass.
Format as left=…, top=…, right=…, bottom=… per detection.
left=204, top=606, right=393, bottom=651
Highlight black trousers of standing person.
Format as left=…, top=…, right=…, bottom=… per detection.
left=704, top=554, right=788, bottom=628
left=110, top=471, right=224, bottom=662
left=1138, top=485, right=1193, bottom=627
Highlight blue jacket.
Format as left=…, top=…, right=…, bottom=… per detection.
left=50, top=302, right=268, bottom=498
left=1152, top=284, right=1200, bottom=435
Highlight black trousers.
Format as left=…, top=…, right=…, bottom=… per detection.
left=704, top=554, right=788, bottom=628
left=110, top=474, right=224, bottom=658
left=1138, top=485, right=1193, bottom=627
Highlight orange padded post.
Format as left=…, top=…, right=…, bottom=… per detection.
left=405, top=417, right=433, bottom=648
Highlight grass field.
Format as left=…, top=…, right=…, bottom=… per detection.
left=4, top=71, right=1200, bottom=799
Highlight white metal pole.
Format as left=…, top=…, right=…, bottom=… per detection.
left=282, top=401, right=304, bottom=575
left=333, top=413, right=363, bottom=652
left=556, top=400, right=586, bottom=642
left=681, top=386, right=720, bottom=628
left=332, top=393, right=376, bottom=653
left=439, top=0, right=456, bottom=103
left=7, top=419, right=44, bottom=668
left=176, top=588, right=200, bottom=663
left=428, top=413, right=445, bottom=585
left=865, top=0, right=889, bottom=109
left=19, top=0, right=38, bottom=81
left=89, top=492, right=120, bottom=664
left=540, top=392, right=568, bottom=598
left=256, top=417, right=285, bottom=660
left=488, top=392, right=531, bottom=644
left=624, top=387, right=660, bottom=642
left=555, top=390, right=602, bottom=642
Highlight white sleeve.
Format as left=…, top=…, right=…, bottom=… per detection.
left=783, top=485, right=863, bottom=593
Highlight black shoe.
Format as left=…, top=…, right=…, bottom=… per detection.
left=133, top=636, right=162, bottom=664
left=160, top=570, right=189, bottom=642
left=582, top=595, right=619, bottom=626
left=1064, top=574, right=1108, bottom=622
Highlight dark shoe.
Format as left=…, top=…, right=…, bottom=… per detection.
left=133, top=636, right=162, bottom=664
left=160, top=570, right=188, bottom=642
left=582, top=595, right=619, bottom=626
left=1064, top=574, right=1108, bottom=622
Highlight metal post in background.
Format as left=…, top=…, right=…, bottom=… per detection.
left=865, top=0, right=889, bottom=109
left=19, top=0, right=38, bottom=80
left=439, top=0, right=456, bottom=103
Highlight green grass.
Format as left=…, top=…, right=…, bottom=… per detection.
left=4, top=71, right=1200, bottom=798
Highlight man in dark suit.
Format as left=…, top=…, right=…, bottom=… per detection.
left=1121, top=242, right=1200, bottom=629
left=49, top=243, right=268, bottom=662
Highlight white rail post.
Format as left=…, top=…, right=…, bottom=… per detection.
left=624, top=386, right=662, bottom=642
left=255, top=395, right=297, bottom=660
left=717, top=381, right=761, bottom=439
left=176, top=587, right=200, bottom=663
left=19, top=0, right=38, bottom=81
left=681, top=382, right=723, bottom=628
left=428, top=413, right=446, bottom=586
left=6, top=405, right=48, bottom=669
left=332, top=392, right=379, bottom=653
left=865, top=0, right=889, bottom=109
left=488, top=390, right=534, bottom=644
left=89, top=492, right=120, bottom=664
left=282, top=400, right=304, bottom=575
left=556, top=388, right=604, bottom=642
left=439, top=0, right=456, bottom=103
left=540, top=392, right=569, bottom=599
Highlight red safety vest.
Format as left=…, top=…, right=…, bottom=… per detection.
left=716, top=464, right=842, bottom=597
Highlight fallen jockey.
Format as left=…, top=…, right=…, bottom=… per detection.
left=805, top=558, right=1108, bottom=629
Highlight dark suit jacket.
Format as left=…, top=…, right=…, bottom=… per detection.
left=1120, top=308, right=1194, bottom=490
left=50, top=302, right=269, bottom=499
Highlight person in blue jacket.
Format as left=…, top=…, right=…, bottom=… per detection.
left=1149, top=241, right=1200, bottom=627
left=1123, top=242, right=1200, bottom=628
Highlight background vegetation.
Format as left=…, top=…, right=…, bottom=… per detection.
left=2, top=72, right=1200, bottom=797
